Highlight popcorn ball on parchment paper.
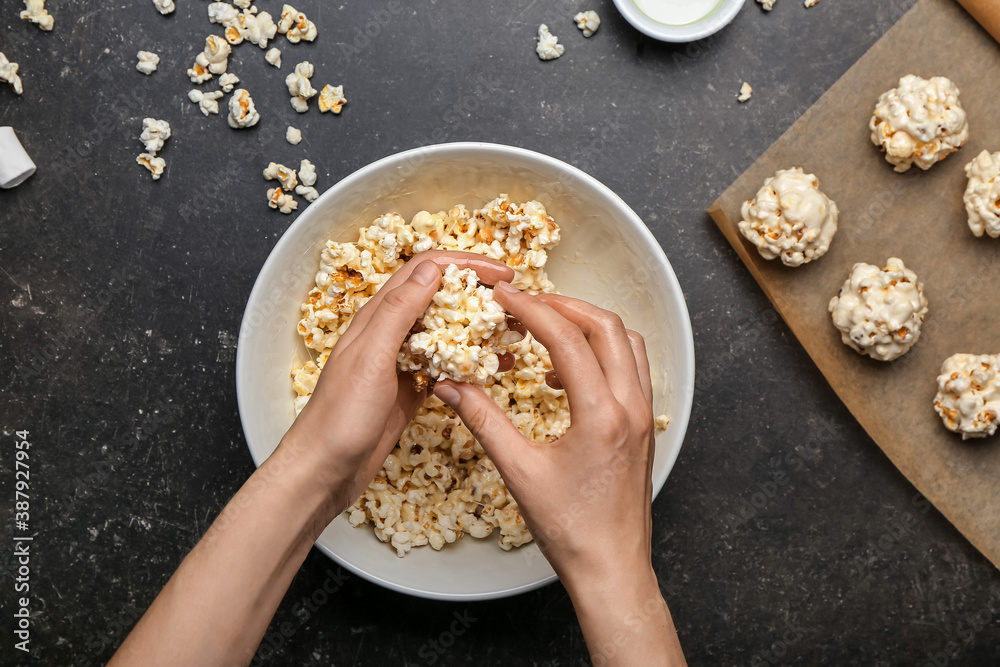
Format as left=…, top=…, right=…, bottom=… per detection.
left=398, top=264, right=521, bottom=389
left=738, top=168, right=839, bottom=267
left=963, top=150, right=1000, bottom=239
left=828, top=257, right=928, bottom=362
left=869, top=75, right=968, bottom=173
left=934, top=354, right=1000, bottom=440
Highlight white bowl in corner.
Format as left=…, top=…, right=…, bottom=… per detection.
left=236, top=142, right=696, bottom=601
left=613, top=0, right=744, bottom=43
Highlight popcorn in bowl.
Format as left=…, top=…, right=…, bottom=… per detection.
left=963, top=150, right=1000, bottom=239
left=869, top=75, right=968, bottom=173
left=398, top=264, right=519, bottom=389
left=292, top=196, right=565, bottom=556
left=828, top=257, right=928, bottom=362
left=934, top=353, right=1000, bottom=440
left=738, top=167, right=839, bottom=267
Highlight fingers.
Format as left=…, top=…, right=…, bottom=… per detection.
left=492, top=282, right=614, bottom=413
left=433, top=381, right=528, bottom=477
left=626, top=330, right=654, bottom=410
left=537, top=294, right=645, bottom=406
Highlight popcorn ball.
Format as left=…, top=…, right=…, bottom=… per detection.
left=398, top=265, right=516, bottom=387
left=963, top=150, right=1000, bottom=239
left=869, top=75, right=968, bottom=173
left=292, top=196, right=564, bottom=555
left=934, top=353, right=1000, bottom=440
left=738, top=168, right=839, bottom=267
left=828, top=257, right=928, bottom=362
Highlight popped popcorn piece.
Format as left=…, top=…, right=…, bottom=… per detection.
left=963, top=150, right=1000, bottom=239
left=267, top=187, right=298, bottom=214
left=263, top=162, right=297, bottom=190
left=536, top=24, right=564, bottom=61
left=188, top=89, right=224, bottom=116
left=934, top=354, right=1000, bottom=440
left=738, top=81, right=753, bottom=103
left=140, top=118, right=171, bottom=154
left=738, top=168, right=839, bottom=267
left=757, top=0, right=775, bottom=10
left=285, top=61, right=317, bottom=113
left=136, top=153, right=166, bottom=180
left=277, top=4, right=318, bottom=43
left=804, top=0, right=819, bottom=6
left=265, top=47, right=282, bottom=68
left=151, top=0, right=174, bottom=15
left=218, top=72, right=240, bottom=93
left=398, top=265, right=514, bottom=385
left=299, top=159, right=317, bottom=186
left=229, top=9, right=278, bottom=48
left=227, top=89, right=260, bottom=129
left=286, top=126, right=302, bottom=145
left=136, top=51, right=159, bottom=76
left=21, top=0, right=54, bottom=31
left=574, top=10, right=600, bottom=37
left=189, top=35, right=231, bottom=84
left=318, top=84, right=346, bottom=114
left=295, top=185, right=319, bottom=202
left=207, top=2, right=239, bottom=28
left=828, top=257, right=928, bottom=362
left=0, top=53, right=23, bottom=96
left=654, top=414, right=670, bottom=430
left=870, top=75, right=969, bottom=173
left=233, top=0, right=251, bottom=8
left=294, top=196, right=565, bottom=555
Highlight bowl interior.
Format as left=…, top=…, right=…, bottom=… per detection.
left=612, top=0, right=744, bottom=43
left=236, top=143, right=695, bottom=600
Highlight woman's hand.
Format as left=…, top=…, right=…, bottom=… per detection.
left=432, top=283, right=686, bottom=666
left=281, top=250, right=514, bottom=516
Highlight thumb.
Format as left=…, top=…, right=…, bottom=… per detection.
left=433, top=380, right=527, bottom=470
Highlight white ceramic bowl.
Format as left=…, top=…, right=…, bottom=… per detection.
left=236, top=142, right=695, bottom=600
left=612, top=0, right=744, bottom=43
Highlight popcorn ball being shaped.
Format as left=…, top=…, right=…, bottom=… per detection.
left=828, top=257, right=928, bottom=362
left=397, top=264, right=522, bottom=388
left=963, top=150, right=1000, bottom=239
left=738, top=168, right=839, bottom=267
left=869, top=74, right=968, bottom=173
left=934, top=353, right=1000, bottom=440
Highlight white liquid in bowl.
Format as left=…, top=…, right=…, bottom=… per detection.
left=632, top=0, right=721, bottom=25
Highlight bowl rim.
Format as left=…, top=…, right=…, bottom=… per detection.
left=611, top=0, right=744, bottom=43
left=236, top=141, right=696, bottom=600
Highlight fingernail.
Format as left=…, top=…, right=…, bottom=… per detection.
left=495, top=280, right=516, bottom=294
left=434, top=383, right=462, bottom=406
left=412, top=261, right=440, bottom=286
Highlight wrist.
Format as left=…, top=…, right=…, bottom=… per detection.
left=260, top=437, right=348, bottom=540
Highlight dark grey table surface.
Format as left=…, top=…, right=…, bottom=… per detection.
left=3, top=0, right=999, bottom=664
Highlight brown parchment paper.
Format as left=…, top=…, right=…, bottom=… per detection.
left=708, top=0, right=1000, bottom=569
left=956, top=0, right=1000, bottom=42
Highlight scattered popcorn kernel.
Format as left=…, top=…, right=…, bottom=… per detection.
left=804, top=0, right=819, bottom=6
left=278, top=4, right=318, bottom=43
left=318, top=84, right=346, bottom=114
left=233, top=9, right=278, bottom=48
left=738, top=81, right=753, bottom=103
left=0, top=53, right=23, bottom=95
left=187, top=62, right=212, bottom=84
left=233, top=0, right=251, bottom=8
left=263, top=161, right=298, bottom=190
left=963, top=150, right=1000, bottom=239
left=136, top=153, right=166, bottom=180
left=151, top=0, right=174, bottom=15
left=140, top=118, right=171, bottom=154
left=934, top=353, right=1000, bottom=440
left=208, top=2, right=239, bottom=28
left=739, top=168, right=839, bottom=267
left=21, top=0, right=54, bottom=31
left=574, top=10, right=600, bottom=37
left=299, top=159, right=317, bottom=186
left=870, top=75, right=968, bottom=172
left=286, top=126, right=302, bottom=145
left=654, top=414, right=670, bottom=430
left=227, top=89, right=260, bottom=129
left=285, top=61, right=317, bottom=113
left=829, top=257, right=928, bottom=362
left=536, top=24, right=564, bottom=61
left=295, top=184, right=319, bottom=202
left=193, top=35, right=231, bottom=77
left=218, top=72, right=240, bottom=93
left=757, top=0, right=775, bottom=10
left=265, top=47, right=282, bottom=68
left=267, top=187, right=298, bottom=214
left=136, top=51, right=159, bottom=76
left=188, top=89, right=224, bottom=116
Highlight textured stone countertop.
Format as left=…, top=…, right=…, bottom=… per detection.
left=2, top=0, right=998, bottom=664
